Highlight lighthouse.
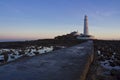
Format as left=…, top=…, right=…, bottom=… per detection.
left=84, top=15, right=89, bottom=35
left=77, top=15, right=94, bottom=39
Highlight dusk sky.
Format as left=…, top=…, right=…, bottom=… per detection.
left=0, top=0, right=120, bottom=41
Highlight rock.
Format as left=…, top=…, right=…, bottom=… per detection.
left=10, top=55, right=15, bottom=59
left=18, top=51, right=25, bottom=55
left=109, top=61, right=116, bottom=67
left=110, top=69, right=118, bottom=76
left=33, top=52, right=39, bottom=55
left=1, top=52, right=9, bottom=62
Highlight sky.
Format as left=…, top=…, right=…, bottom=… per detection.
left=0, top=0, right=120, bottom=41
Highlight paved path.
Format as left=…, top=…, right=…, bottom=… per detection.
left=0, top=41, right=93, bottom=80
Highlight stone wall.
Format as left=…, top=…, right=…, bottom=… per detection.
left=79, top=41, right=94, bottom=80
left=0, top=41, right=94, bottom=80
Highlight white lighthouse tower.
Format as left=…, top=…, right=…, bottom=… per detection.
left=77, top=15, right=94, bottom=39
left=84, top=15, right=89, bottom=35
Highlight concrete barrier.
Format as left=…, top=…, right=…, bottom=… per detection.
left=0, top=41, right=94, bottom=80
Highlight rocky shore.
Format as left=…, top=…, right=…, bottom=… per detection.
left=87, top=40, right=120, bottom=80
